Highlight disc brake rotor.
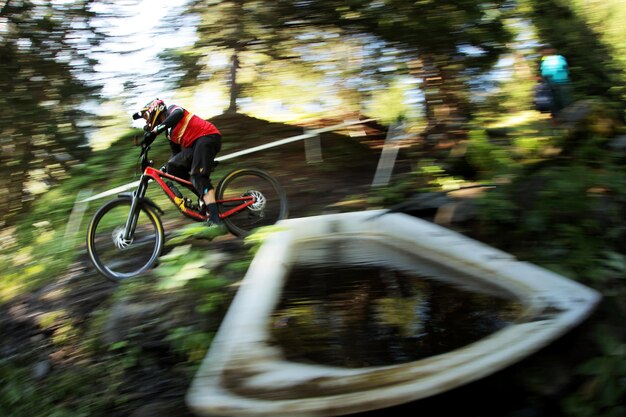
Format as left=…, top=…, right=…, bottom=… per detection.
left=245, top=190, right=266, bottom=213
left=112, top=226, right=133, bottom=250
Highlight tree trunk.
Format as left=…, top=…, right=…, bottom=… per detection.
left=226, top=0, right=245, bottom=114
left=410, top=54, right=470, bottom=146
left=227, top=50, right=240, bottom=114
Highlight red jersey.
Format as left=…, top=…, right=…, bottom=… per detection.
left=167, top=106, right=221, bottom=148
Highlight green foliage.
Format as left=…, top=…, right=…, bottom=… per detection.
left=365, top=79, right=422, bottom=125
left=415, top=159, right=467, bottom=191
left=167, top=223, right=229, bottom=246
left=136, top=246, right=233, bottom=364
left=473, top=107, right=626, bottom=415
left=368, top=177, right=424, bottom=207
left=243, top=224, right=286, bottom=255
left=107, top=341, right=143, bottom=371
left=155, top=244, right=229, bottom=291
left=476, top=159, right=620, bottom=275
left=0, top=362, right=109, bottom=417
left=1, top=215, right=76, bottom=301
left=166, top=326, right=215, bottom=363
left=563, top=326, right=626, bottom=417
left=466, top=129, right=519, bottom=178
left=569, top=0, right=626, bottom=116
left=243, top=59, right=340, bottom=121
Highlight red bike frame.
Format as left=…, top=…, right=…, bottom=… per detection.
left=143, top=166, right=256, bottom=222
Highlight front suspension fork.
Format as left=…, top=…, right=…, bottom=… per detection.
left=123, top=175, right=149, bottom=241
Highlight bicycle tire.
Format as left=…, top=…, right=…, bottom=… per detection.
left=87, top=197, right=164, bottom=282
left=216, top=168, right=288, bottom=237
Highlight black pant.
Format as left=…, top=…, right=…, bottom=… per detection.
left=166, top=134, right=221, bottom=197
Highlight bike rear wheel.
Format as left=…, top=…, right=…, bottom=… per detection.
left=87, top=198, right=164, bottom=282
left=216, top=168, right=288, bottom=237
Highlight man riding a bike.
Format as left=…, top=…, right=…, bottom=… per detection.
left=86, top=101, right=288, bottom=281
left=133, top=98, right=223, bottom=225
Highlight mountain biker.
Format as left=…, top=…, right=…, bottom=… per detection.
left=132, top=98, right=223, bottom=225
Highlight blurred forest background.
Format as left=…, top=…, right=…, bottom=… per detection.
left=1, top=0, right=626, bottom=416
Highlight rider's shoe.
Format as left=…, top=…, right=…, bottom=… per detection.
left=201, top=205, right=224, bottom=231
left=198, top=199, right=208, bottom=215
left=205, top=216, right=220, bottom=226
left=205, top=215, right=227, bottom=233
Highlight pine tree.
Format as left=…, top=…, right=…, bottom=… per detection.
left=0, top=1, right=104, bottom=226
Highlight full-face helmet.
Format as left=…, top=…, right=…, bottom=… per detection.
left=133, top=99, right=166, bottom=130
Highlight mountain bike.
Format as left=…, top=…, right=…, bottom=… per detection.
left=86, top=142, right=288, bottom=282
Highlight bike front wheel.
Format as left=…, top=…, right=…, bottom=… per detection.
left=87, top=197, right=164, bottom=282
left=216, top=168, right=288, bottom=237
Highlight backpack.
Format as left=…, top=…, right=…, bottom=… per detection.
left=540, top=55, right=569, bottom=84
left=533, top=81, right=553, bottom=113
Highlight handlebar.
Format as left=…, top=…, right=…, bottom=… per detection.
left=138, top=141, right=153, bottom=172
left=134, top=132, right=158, bottom=172
left=134, top=130, right=156, bottom=147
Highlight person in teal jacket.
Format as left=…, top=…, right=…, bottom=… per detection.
left=540, top=47, right=573, bottom=119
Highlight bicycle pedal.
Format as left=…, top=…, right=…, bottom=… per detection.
left=196, top=201, right=207, bottom=215
left=185, top=198, right=200, bottom=211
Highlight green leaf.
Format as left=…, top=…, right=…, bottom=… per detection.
left=159, top=244, right=192, bottom=261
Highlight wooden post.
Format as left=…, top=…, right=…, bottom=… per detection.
left=304, top=131, right=323, bottom=164
left=64, top=189, right=92, bottom=251
left=371, top=122, right=406, bottom=187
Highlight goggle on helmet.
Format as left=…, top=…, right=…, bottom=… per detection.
left=135, top=99, right=166, bottom=130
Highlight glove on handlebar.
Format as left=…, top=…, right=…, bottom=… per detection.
left=143, top=131, right=157, bottom=146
